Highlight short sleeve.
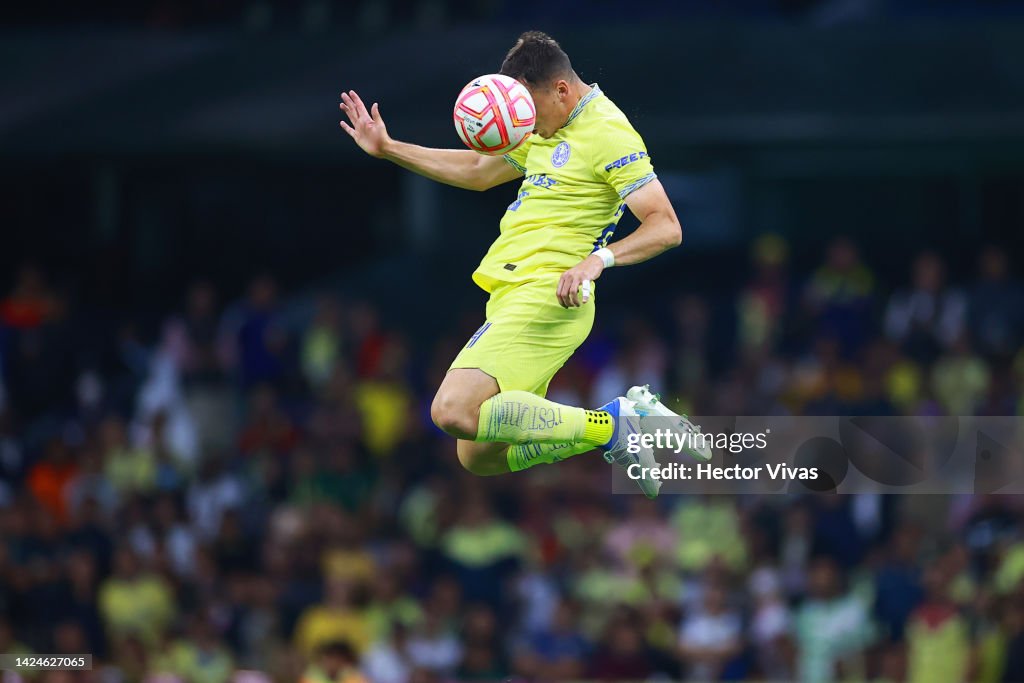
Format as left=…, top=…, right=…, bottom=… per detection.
left=502, top=135, right=532, bottom=174
left=593, top=117, right=656, bottom=198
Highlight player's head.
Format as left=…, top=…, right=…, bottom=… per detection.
left=500, top=31, right=580, bottom=138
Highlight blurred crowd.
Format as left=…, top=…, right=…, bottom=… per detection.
left=2, top=234, right=1024, bottom=683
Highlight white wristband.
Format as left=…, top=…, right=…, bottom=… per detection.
left=594, top=247, right=615, bottom=268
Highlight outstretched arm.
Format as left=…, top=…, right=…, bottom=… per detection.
left=555, top=179, right=682, bottom=307
left=340, top=90, right=522, bottom=192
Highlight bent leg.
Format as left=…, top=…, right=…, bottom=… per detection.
left=431, top=368, right=610, bottom=475
left=434, top=276, right=607, bottom=475
left=431, top=368, right=510, bottom=475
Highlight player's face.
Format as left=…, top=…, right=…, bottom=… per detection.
left=525, top=78, right=573, bottom=139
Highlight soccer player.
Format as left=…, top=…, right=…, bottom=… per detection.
left=339, top=31, right=707, bottom=497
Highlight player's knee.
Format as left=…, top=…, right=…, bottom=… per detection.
left=430, top=391, right=478, bottom=439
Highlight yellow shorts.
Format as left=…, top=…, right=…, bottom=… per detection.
left=449, top=275, right=595, bottom=396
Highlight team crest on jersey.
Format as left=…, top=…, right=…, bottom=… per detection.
left=551, top=142, right=571, bottom=168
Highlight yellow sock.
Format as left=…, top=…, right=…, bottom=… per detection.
left=506, top=440, right=599, bottom=472
left=476, top=391, right=614, bottom=448
left=581, top=408, right=614, bottom=445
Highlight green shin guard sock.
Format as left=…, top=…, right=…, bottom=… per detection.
left=476, top=391, right=614, bottom=446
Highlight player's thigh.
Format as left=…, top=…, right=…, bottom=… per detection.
left=497, top=287, right=595, bottom=394
left=449, top=279, right=595, bottom=395
left=456, top=439, right=510, bottom=476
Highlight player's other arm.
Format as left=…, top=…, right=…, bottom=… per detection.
left=608, top=178, right=682, bottom=265
left=556, top=179, right=681, bottom=307
left=340, top=90, right=522, bottom=191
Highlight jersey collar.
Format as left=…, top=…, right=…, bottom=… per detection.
left=564, top=83, right=601, bottom=127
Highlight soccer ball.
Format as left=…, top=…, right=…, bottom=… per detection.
left=453, top=74, right=535, bottom=156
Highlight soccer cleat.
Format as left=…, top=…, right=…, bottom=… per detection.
left=627, top=385, right=713, bottom=462
left=596, top=396, right=662, bottom=499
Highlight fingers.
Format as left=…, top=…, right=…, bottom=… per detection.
left=339, top=121, right=355, bottom=137
left=339, top=106, right=358, bottom=130
left=556, top=273, right=585, bottom=308
left=348, top=90, right=370, bottom=120
left=340, top=91, right=372, bottom=126
left=557, top=260, right=602, bottom=307
left=371, top=102, right=381, bottom=123
left=339, top=94, right=360, bottom=127
left=556, top=274, right=570, bottom=308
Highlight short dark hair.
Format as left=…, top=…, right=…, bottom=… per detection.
left=500, top=31, right=574, bottom=87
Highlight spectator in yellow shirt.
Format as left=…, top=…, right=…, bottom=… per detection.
left=294, top=577, right=371, bottom=657
left=101, top=415, right=156, bottom=496
left=906, top=566, right=971, bottom=683
left=151, top=614, right=235, bottom=683
left=98, top=546, right=175, bottom=649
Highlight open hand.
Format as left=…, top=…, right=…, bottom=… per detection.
left=339, top=90, right=390, bottom=158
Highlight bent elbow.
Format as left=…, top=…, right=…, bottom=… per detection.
left=665, top=220, right=683, bottom=249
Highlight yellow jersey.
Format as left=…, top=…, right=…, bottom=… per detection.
left=472, top=84, right=656, bottom=293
